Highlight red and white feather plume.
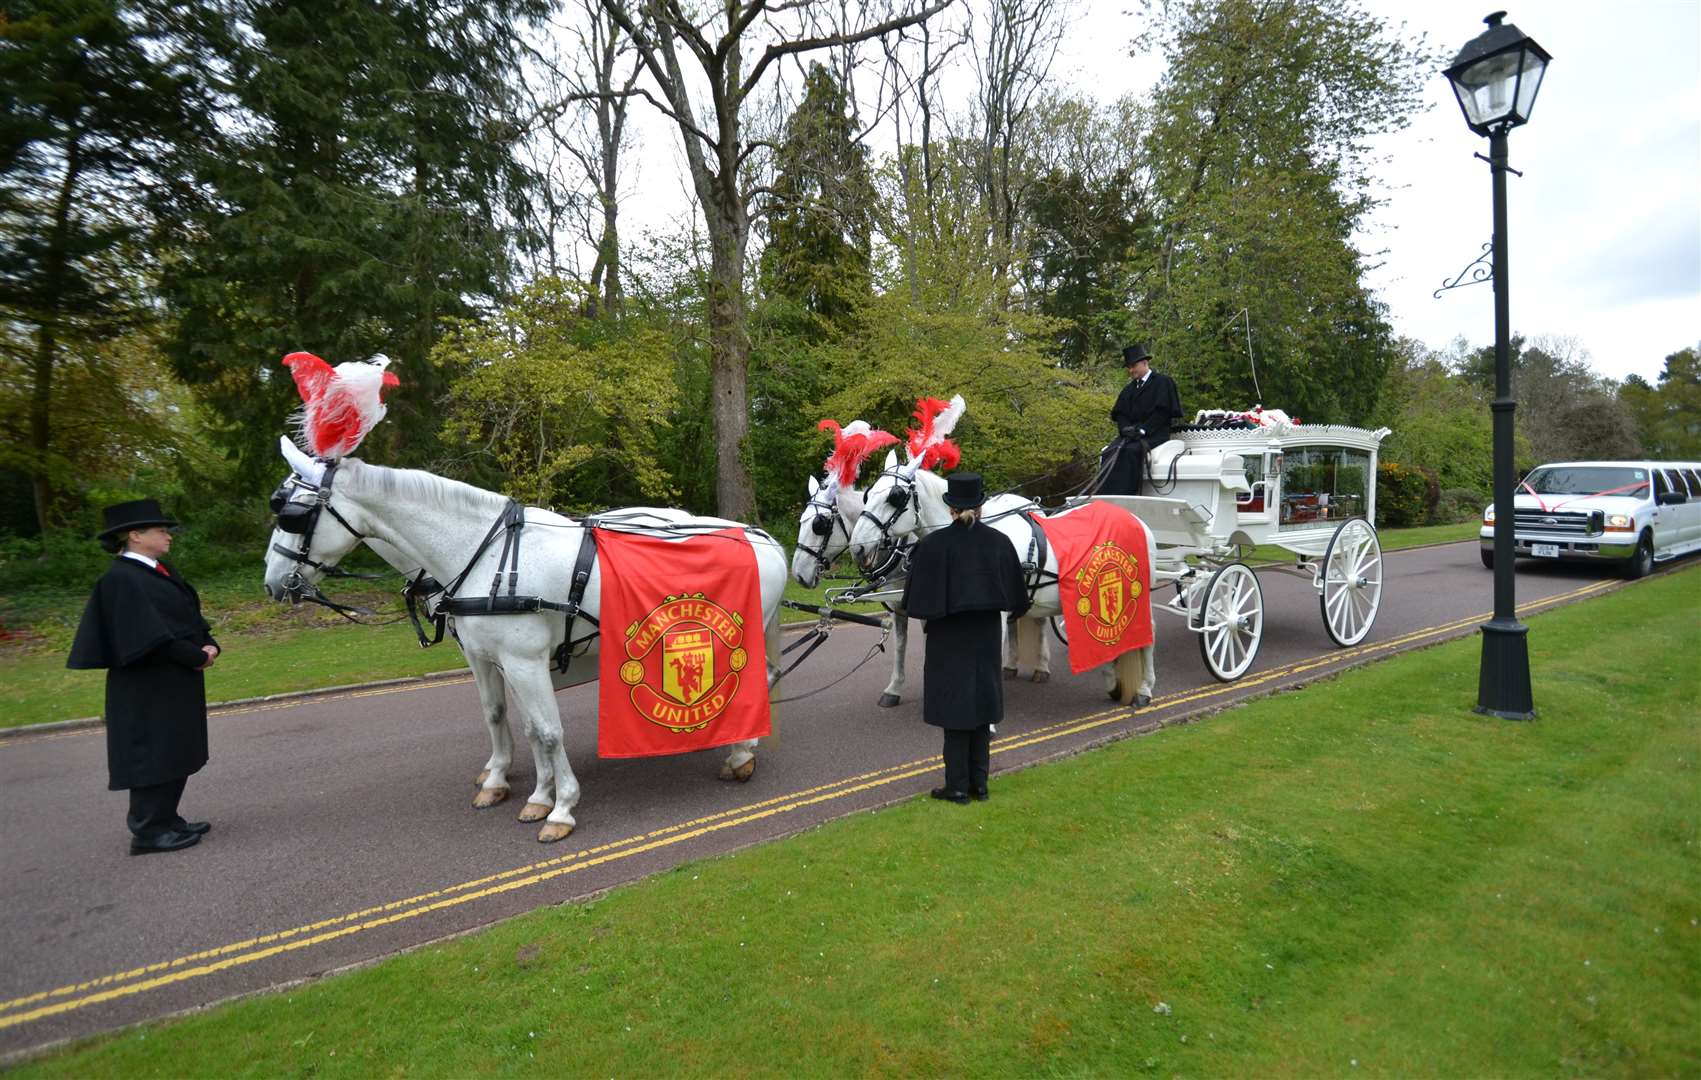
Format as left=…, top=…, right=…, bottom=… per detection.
left=903, top=395, right=965, bottom=473
left=282, top=352, right=400, bottom=458
left=819, top=419, right=899, bottom=490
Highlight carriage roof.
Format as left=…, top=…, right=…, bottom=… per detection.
left=1171, top=418, right=1391, bottom=455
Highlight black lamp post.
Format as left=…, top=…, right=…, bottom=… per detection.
left=1444, top=11, right=1550, bottom=720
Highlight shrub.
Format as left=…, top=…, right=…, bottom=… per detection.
left=1436, top=486, right=1489, bottom=524
left=1377, top=461, right=1435, bottom=527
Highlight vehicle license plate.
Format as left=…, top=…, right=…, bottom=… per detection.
left=1532, top=543, right=1560, bottom=558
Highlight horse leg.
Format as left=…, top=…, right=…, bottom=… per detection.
left=1016, top=616, right=1049, bottom=683
left=517, top=712, right=556, bottom=824
left=723, top=616, right=781, bottom=782
left=470, top=657, right=513, bottom=809
left=878, top=608, right=907, bottom=708
left=1134, top=644, right=1155, bottom=707
left=504, top=662, right=578, bottom=842
left=1003, top=615, right=1019, bottom=679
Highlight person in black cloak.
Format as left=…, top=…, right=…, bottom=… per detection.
left=1098, top=342, right=1183, bottom=496
left=68, top=499, right=220, bottom=855
left=900, top=473, right=1031, bottom=803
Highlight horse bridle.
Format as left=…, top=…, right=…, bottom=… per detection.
left=269, top=461, right=378, bottom=614
left=795, top=491, right=852, bottom=574
left=855, top=468, right=918, bottom=582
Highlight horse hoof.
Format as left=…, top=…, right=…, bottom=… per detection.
left=518, top=801, right=552, bottom=823
left=537, top=822, right=574, bottom=843
left=472, top=786, right=509, bottom=809
left=877, top=693, right=900, bottom=708
left=1135, top=693, right=1152, bottom=708
left=1003, top=667, right=1018, bottom=680
left=1030, top=670, right=1050, bottom=684
left=718, top=759, right=756, bottom=783
left=475, top=769, right=490, bottom=787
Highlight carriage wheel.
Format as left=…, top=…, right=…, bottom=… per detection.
left=1050, top=616, right=1068, bottom=645
left=1195, top=562, right=1263, bottom=682
left=1320, top=517, right=1382, bottom=647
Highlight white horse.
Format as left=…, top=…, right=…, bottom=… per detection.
left=848, top=451, right=1157, bottom=705
left=789, top=475, right=914, bottom=708
left=262, top=441, right=787, bottom=841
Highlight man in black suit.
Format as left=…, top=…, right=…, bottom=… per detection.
left=69, top=499, right=220, bottom=855
left=1099, top=342, right=1183, bottom=496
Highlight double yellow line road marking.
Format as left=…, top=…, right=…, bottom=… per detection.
left=0, top=578, right=1614, bottom=1032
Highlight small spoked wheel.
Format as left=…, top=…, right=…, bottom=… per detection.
left=1320, top=517, right=1382, bottom=647
left=1195, top=562, right=1263, bottom=681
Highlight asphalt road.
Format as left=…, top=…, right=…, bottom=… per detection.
left=0, top=542, right=1650, bottom=1057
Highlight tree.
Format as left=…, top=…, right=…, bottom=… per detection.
left=1019, top=92, right=1151, bottom=368
left=1621, top=347, right=1701, bottom=458
left=163, top=0, right=545, bottom=491
left=1456, top=334, right=1639, bottom=466
left=1132, top=0, right=1433, bottom=422
left=595, top=0, right=952, bottom=519
left=1374, top=340, right=1493, bottom=497
left=749, top=64, right=877, bottom=519
left=432, top=278, right=681, bottom=510
left=0, top=0, right=210, bottom=531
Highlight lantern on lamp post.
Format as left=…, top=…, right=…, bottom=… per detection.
left=1444, top=11, right=1550, bottom=720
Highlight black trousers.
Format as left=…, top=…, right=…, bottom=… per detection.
left=941, top=726, right=991, bottom=795
left=127, top=777, right=188, bottom=840
left=1098, top=437, right=1150, bottom=496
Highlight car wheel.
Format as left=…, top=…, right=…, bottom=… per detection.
left=1624, top=533, right=1654, bottom=580
left=1480, top=548, right=1494, bottom=570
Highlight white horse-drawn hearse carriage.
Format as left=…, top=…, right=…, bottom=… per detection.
left=1080, top=409, right=1391, bottom=681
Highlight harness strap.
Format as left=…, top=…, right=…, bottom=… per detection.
left=1017, top=508, right=1056, bottom=600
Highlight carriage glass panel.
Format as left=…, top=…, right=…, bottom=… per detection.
left=1279, top=446, right=1370, bottom=531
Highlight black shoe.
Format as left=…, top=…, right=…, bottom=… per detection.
left=179, top=821, right=211, bottom=836
left=972, top=789, right=989, bottom=802
left=130, top=830, right=201, bottom=856
left=930, top=787, right=971, bottom=804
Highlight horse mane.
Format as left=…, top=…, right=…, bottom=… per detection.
left=341, top=459, right=513, bottom=518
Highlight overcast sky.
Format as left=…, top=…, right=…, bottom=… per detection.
left=611, top=0, right=1700, bottom=384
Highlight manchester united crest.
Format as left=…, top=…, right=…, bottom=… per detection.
left=620, top=592, right=749, bottom=733
left=1073, top=541, right=1142, bottom=645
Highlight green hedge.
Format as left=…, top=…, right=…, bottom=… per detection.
left=1377, top=461, right=1435, bottom=527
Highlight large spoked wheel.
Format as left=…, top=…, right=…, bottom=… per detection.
left=1195, top=562, right=1263, bottom=682
left=1320, top=517, right=1383, bottom=647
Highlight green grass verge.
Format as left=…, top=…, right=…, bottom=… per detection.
left=1241, top=520, right=1479, bottom=565
left=15, top=568, right=1698, bottom=1077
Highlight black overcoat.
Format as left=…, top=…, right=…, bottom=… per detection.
left=1102, top=370, right=1183, bottom=495
left=67, top=557, right=216, bottom=790
left=901, top=520, right=1031, bottom=730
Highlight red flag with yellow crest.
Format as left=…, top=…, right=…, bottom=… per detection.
left=1034, top=501, right=1153, bottom=674
left=595, top=528, right=770, bottom=758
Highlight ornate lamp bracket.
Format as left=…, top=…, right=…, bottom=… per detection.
left=1434, top=241, right=1494, bottom=299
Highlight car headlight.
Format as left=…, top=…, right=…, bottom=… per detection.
left=1482, top=507, right=1495, bottom=525
left=1604, top=514, right=1633, bottom=531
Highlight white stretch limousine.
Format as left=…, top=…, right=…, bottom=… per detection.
left=1481, top=461, right=1701, bottom=578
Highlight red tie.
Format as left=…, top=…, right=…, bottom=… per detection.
left=155, top=564, right=171, bottom=578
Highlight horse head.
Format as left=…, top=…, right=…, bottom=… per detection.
left=790, top=475, right=868, bottom=589
left=263, top=436, right=369, bottom=602
left=849, top=450, right=950, bottom=576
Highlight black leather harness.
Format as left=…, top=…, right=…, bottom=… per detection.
left=403, top=501, right=601, bottom=675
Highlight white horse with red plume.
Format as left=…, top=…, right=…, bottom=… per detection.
left=791, top=418, right=924, bottom=706
left=849, top=397, right=1158, bottom=706
left=261, top=353, right=788, bottom=841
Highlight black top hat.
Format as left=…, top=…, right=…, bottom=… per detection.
left=97, top=498, right=179, bottom=542
left=943, top=472, right=987, bottom=510
left=1122, top=342, right=1153, bottom=367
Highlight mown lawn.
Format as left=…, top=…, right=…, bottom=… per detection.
left=14, top=567, right=1697, bottom=1077
left=0, top=525, right=1469, bottom=729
